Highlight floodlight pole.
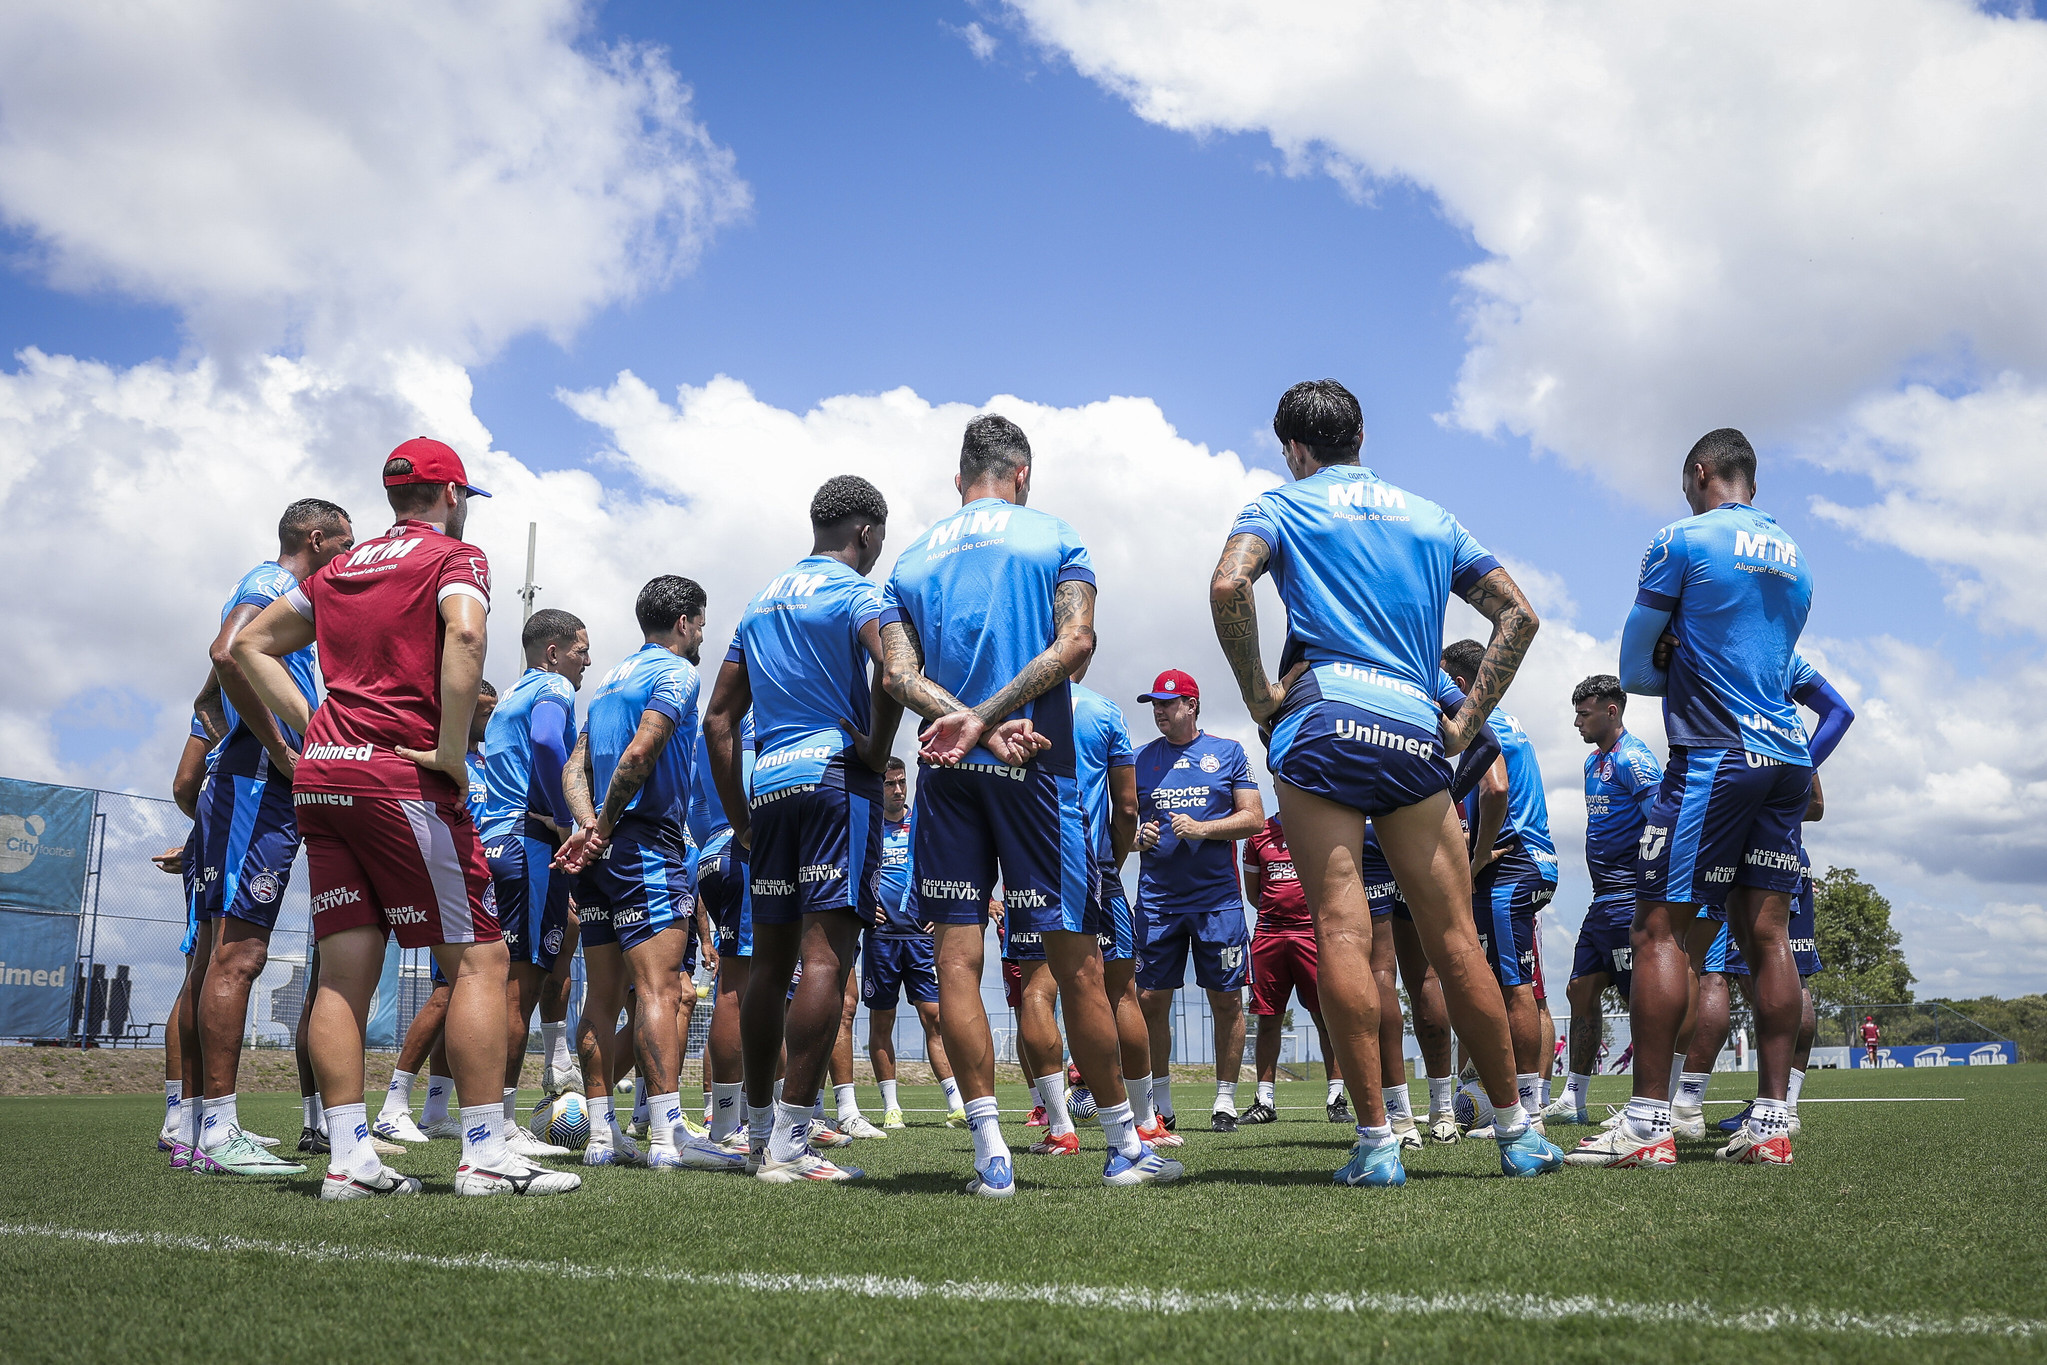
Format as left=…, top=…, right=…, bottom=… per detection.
left=518, top=521, right=540, bottom=622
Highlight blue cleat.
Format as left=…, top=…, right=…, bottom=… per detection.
left=967, top=1156, right=1015, bottom=1198
left=1104, top=1142, right=1183, bottom=1187
left=1333, top=1135, right=1406, bottom=1187
left=1719, top=1102, right=1755, bottom=1134
left=1497, top=1126, right=1565, bottom=1177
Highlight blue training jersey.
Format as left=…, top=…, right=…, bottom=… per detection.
left=1232, top=465, right=1498, bottom=736
left=880, top=498, right=1094, bottom=776
left=872, top=817, right=920, bottom=935
left=479, top=668, right=579, bottom=839
left=1134, top=731, right=1257, bottom=914
left=1583, top=729, right=1661, bottom=895
left=216, top=561, right=321, bottom=776
left=1073, top=684, right=1136, bottom=864
left=585, top=642, right=700, bottom=839
left=1464, top=710, right=1557, bottom=873
left=731, top=556, right=885, bottom=798
left=1634, top=503, right=1813, bottom=764
left=687, top=711, right=756, bottom=847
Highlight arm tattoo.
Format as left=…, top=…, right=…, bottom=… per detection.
left=194, top=673, right=229, bottom=745
left=562, top=733, right=596, bottom=825
left=1209, top=534, right=1273, bottom=704
left=1451, top=567, right=1540, bottom=750
left=599, top=710, right=676, bottom=830
left=880, top=619, right=971, bottom=721
left=973, top=580, right=1096, bottom=726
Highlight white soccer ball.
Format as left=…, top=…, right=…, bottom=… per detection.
left=532, top=1092, right=591, bottom=1149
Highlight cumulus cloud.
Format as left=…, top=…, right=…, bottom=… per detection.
left=0, top=0, right=747, bottom=362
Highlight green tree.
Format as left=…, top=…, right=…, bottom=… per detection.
left=1808, top=866, right=1915, bottom=1041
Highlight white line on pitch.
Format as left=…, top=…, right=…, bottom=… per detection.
left=2, top=1222, right=2035, bottom=1341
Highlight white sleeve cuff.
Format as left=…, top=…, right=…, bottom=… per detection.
left=284, top=586, right=313, bottom=619
left=438, top=583, right=489, bottom=610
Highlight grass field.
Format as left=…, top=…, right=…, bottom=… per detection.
left=3, top=1066, right=2043, bottom=1364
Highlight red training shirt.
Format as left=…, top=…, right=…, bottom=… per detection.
left=1243, top=817, right=1310, bottom=933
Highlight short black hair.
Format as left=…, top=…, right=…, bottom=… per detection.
left=960, top=414, right=1032, bottom=485
left=810, top=475, right=888, bottom=531
left=1441, top=638, right=1484, bottom=685
left=1685, top=428, right=1757, bottom=491
left=1572, top=674, right=1626, bottom=709
left=635, top=575, right=706, bottom=635
left=478, top=678, right=497, bottom=699
left=522, top=608, right=585, bottom=658
left=385, top=479, right=444, bottom=517
left=885, top=756, right=907, bottom=773
left=278, top=498, right=350, bottom=553
left=1273, top=380, right=1364, bottom=464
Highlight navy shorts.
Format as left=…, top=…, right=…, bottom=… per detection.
left=575, top=821, right=693, bottom=953
left=1268, top=686, right=1451, bottom=817
left=1473, top=850, right=1553, bottom=988
left=1359, top=829, right=1400, bottom=919
left=863, top=933, right=938, bottom=1010
left=1708, top=880, right=1823, bottom=978
left=1637, top=747, right=1811, bottom=905
left=199, top=768, right=300, bottom=931
left=1136, top=904, right=1250, bottom=992
left=1570, top=892, right=1635, bottom=999
left=1088, top=860, right=1135, bottom=961
left=696, top=838, right=753, bottom=958
left=179, top=816, right=205, bottom=957
left=485, top=820, right=570, bottom=970
left=749, top=758, right=882, bottom=926
left=1005, top=920, right=1047, bottom=962
left=911, top=762, right=1091, bottom=933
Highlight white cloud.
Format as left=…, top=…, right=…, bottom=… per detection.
left=0, top=0, right=747, bottom=363
left=945, top=20, right=1001, bottom=62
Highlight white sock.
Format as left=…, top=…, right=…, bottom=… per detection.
left=423, top=1075, right=453, bottom=1124
left=1154, top=1079, right=1175, bottom=1118
left=164, top=1080, right=182, bottom=1129
left=199, top=1093, right=239, bottom=1151
left=539, top=1021, right=565, bottom=1072
left=327, top=1101, right=377, bottom=1176
left=1492, top=1102, right=1530, bottom=1141
left=588, top=1095, right=619, bottom=1148
left=1668, top=1054, right=1686, bottom=1102
left=1256, top=1080, right=1276, bottom=1107
left=1328, top=1078, right=1345, bottom=1105
left=501, top=1086, right=517, bottom=1126
left=633, top=1077, right=649, bottom=1122
left=964, top=1094, right=1008, bottom=1172
left=1359, top=1122, right=1393, bottom=1144
left=747, top=1101, right=775, bottom=1149
left=1427, top=1075, right=1454, bottom=1115
left=769, top=1100, right=812, bottom=1162
left=1027, top=1078, right=1044, bottom=1108
left=1565, top=1072, right=1590, bottom=1110
left=379, top=1069, right=417, bottom=1120
left=1214, top=1080, right=1238, bottom=1114
left=835, top=1083, right=860, bottom=1123
left=649, top=1092, right=681, bottom=1151
left=1676, top=1071, right=1711, bottom=1108
left=939, top=1075, right=962, bottom=1110
left=302, top=1092, right=323, bottom=1134
left=182, top=1091, right=202, bottom=1148
left=1541, top=1077, right=1552, bottom=1106
left=772, top=1078, right=785, bottom=1106
left=458, top=1102, right=510, bottom=1168
left=710, top=1082, right=745, bottom=1140
left=1384, top=1081, right=1414, bottom=1124
left=704, top=1088, right=714, bottom=1121
left=1130, top=1075, right=1155, bottom=1127
left=1098, top=1099, right=1143, bottom=1159
left=1624, top=1096, right=1672, bottom=1141
left=1752, top=1096, right=1791, bottom=1138
left=879, top=1079, right=900, bottom=1113
left=1516, top=1073, right=1542, bottom=1117
left=1036, top=1071, right=1074, bottom=1137
left=1787, top=1068, right=1806, bottom=1111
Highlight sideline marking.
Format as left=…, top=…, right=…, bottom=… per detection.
left=2, top=1222, right=2036, bottom=1340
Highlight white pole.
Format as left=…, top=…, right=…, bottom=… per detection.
left=520, top=521, right=538, bottom=622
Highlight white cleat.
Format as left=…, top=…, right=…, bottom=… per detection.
left=372, top=1112, right=430, bottom=1144
left=882, top=1107, right=906, bottom=1130
left=1466, top=1124, right=1496, bottom=1140
left=1670, top=1104, right=1707, bottom=1140
left=455, top=1157, right=583, bottom=1196
left=676, top=1135, right=750, bottom=1171
left=1428, top=1111, right=1461, bottom=1144
left=421, top=1117, right=465, bottom=1140
left=1788, top=1111, right=1802, bottom=1138
left=840, top=1115, right=889, bottom=1141
left=756, top=1150, right=863, bottom=1183
left=319, top=1166, right=422, bottom=1201
left=1599, top=1107, right=1626, bottom=1130
left=1563, top=1124, right=1677, bottom=1169
left=507, top=1128, right=571, bottom=1159
left=582, top=1135, right=642, bottom=1167
left=244, top=1130, right=283, bottom=1149
left=808, top=1120, right=854, bottom=1149
left=715, top=1129, right=750, bottom=1155
left=1391, top=1116, right=1424, bottom=1151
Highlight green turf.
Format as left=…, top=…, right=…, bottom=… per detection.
left=3, top=1066, right=2043, bottom=1364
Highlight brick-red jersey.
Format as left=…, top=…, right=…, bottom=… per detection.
left=1243, top=817, right=1310, bottom=932
left=286, top=519, right=490, bottom=801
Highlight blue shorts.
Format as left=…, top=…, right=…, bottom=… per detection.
left=696, top=838, right=753, bottom=958
left=575, top=821, right=692, bottom=953
left=1268, top=685, right=1451, bottom=817
left=1136, top=904, right=1250, bottom=992
left=1359, top=829, right=1401, bottom=919
left=179, top=816, right=205, bottom=957
left=1570, top=892, right=1635, bottom=999
left=1088, top=861, right=1135, bottom=961
left=749, top=757, right=882, bottom=926
left=484, top=820, right=570, bottom=970
left=1637, top=747, right=1811, bottom=905
left=1708, top=880, right=1823, bottom=978
left=911, top=762, right=1091, bottom=933
left=1473, top=851, right=1553, bottom=988
left=199, top=768, right=300, bottom=931
left=863, top=933, right=938, bottom=1010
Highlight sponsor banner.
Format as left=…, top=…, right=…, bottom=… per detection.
left=0, top=907, right=79, bottom=1037
left=0, top=777, right=94, bottom=917
left=1854, top=1041, right=2017, bottom=1068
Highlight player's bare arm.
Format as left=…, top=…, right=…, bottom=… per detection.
left=1109, top=764, right=1140, bottom=865
left=704, top=656, right=754, bottom=849
left=392, top=594, right=487, bottom=794
left=554, top=732, right=602, bottom=871
left=854, top=617, right=908, bottom=773
left=192, top=668, right=229, bottom=746
left=596, top=706, right=676, bottom=837
left=879, top=618, right=984, bottom=764
left=1470, top=755, right=1510, bottom=875
left=948, top=579, right=1095, bottom=766
left=1170, top=784, right=1265, bottom=843
left=1210, top=533, right=1284, bottom=725
left=229, top=596, right=318, bottom=736
left=1444, top=567, right=1539, bottom=755
left=210, top=600, right=297, bottom=775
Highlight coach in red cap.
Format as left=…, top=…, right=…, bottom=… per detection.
left=1130, top=668, right=1265, bottom=1133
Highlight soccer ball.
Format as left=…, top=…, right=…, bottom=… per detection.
left=1070, top=1087, right=1098, bottom=1120
left=532, top=1091, right=591, bottom=1149
left=1453, top=1089, right=1478, bottom=1129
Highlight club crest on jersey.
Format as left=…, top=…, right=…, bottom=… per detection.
left=1199, top=754, right=1221, bottom=773
left=544, top=926, right=564, bottom=954
left=248, top=871, right=280, bottom=904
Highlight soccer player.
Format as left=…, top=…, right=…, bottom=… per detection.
left=479, top=608, right=591, bottom=1159
left=1862, top=1013, right=1880, bottom=1067
left=1442, top=639, right=1560, bottom=1129
left=863, top=757, right=966, bottom=1129
left=558, top=575, right=737, bottom=1173
left=234, top=437, right=577, bottom=1198
left=1208, top=379, right=1562, bottom=1187
left=693, top=710, right=756, bottom=1149
left=154, top=720, right=214, bottom=1155
left=704, top=476, right=902, bottom=1185
left=1551, top=674, right=1660, bottom=1126
left=1240, top=814, right=1347, bottom=1129
left=1131, top=669, right=1264, bottom=1133
left=1569, top=428, right=1815, bottom=1169
left=879, top=414, right=1179, bottom=1194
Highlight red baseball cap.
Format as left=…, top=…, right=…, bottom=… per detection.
left=1138, top=669, right=1199, bottom=703
left=382, top=437, right=491, bottom=497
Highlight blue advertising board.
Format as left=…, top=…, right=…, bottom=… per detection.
left=1855, top=1041, right=2017, bottom=1067
left=0, top=778, right=94, bottom=1038
left=0, top=907, right=80, bottom=1037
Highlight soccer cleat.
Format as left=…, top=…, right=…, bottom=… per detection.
left=628, top=1119, right=649, bottom=1143
left=882, top=1107, right=906, bottom=1130
left=168, top=1142, right=192, bottom=1172
left=1238, top=1101, right=1278, bottom=1125
left=1104, top=1142, right=1183, bottom=1187
left=1598, top=1107, right=1626, bottom=1131
left=1788, top=1110, right=1802, bottom=1138
left=1159, top=1112, right=1178, bottom=1132
left=158, top=1129, right=176, bottom=1153
left=1428, top=1111, right=1461, bottom=1144
left=842, top=1115, right=888, bottom=1140
left=1497, top=1127, right=1566, bottom=1177
left=966, top=1156, right=1016, bottom=1198
left=1327, top=1093, right=1353, bottom=1125
left=1029, top=1130, right=1081, bottom=1156
left=1333, top=1136, right=1406, bottom=1187
left=745, top=1135, right=766, bottom=1175
left=756, top=1150, right=864, bottom=1183
left=715, top=1128, right=750, bottom=1154
left=1392, top=1116, right=1423, bottom=1150
left=455, top=1158, right=583, bottom=1196
left=1719, top=1102, right=1755, bottom=1134
left=1024, top=1104, right=1049, bottom=1129
left=373, top=1112, right=430, bottom=1144
left=245, top=1130, right=283, bottom=1148
left=1563, top=1124, right=1678, bottom=1169
left=1670, top=1104, right=1707, bottom=1140
left=187, top=1146, right=229, bottom=1175
left=370, top=1136, right=407, bottom=1156
left=507, top=1128, right=572, bottom=1159
left=676, top=1135, right=749, bottom=1171
left=1210, top=1109, right=1238, bottom=1134
left=320, top=1167, right=422, bottom=1201
left=1465, top=1124, right=1496, bottom=1140
left=298, top=1126, right=330, bottom=1155
left=1714, top=1126, right=1793, bottom=1165
left=421, top=1117, right=465, bottom=1140
left=1136, top=1118, right=1184, bottom=1150
left=944, top=1107, right=969, bottom=1128
left=679, top=1113, right=709, bottom=1139
left=1541, top=1095, right=1590, bottom=1125
left=198, top=1129, right=308, bottom=1176
left=581, top=1141, right=632, bottom=1167
left=808, top=1120, right=854, bottom=1149
left=1069, top=1087, right=1097, bottom=1120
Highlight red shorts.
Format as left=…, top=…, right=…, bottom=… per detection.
left=296, top=793, right=501, bottom=949
left=1002, top=957, right=1023, bottom=1010
left=1249, top=930, right=1319, bottom=1016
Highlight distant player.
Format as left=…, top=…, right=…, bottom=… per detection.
left=1208, top=379, right=1562, bottom=1187
left=692, top=710, right=758, bottom=1149
left=1862, top=1013, right=1880, bottom=1067
left=1239, top=814, right=1348, bottom=1129
left=154, top=717, right=214, bottom=1157
left=1131, top=669, right=1264, bottom=1133
left=880, top=415, right=1179, bottom=1194
left=863, top=757, right=966, bottom=1129
left=1569, top=428, right=1814, bottom=1169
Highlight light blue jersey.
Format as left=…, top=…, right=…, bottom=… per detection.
left=479, top=668, right=578, bottom=840
left=1629, top=503, right=1813, bottom=764
left=216, top=562, right=320, bottom=777
left=586, top=642, right=700, bottom=839
left=873, top=818, right=918, bottom=935
left=730, top=556, right=885, bottom=798
left=1232, top=465, right=1498, bottom=735
left=687, top=712, right=755, bottom=847
left=1582, top=730, right=1662, bottom=895
left=1464, top=711, right=1556, bottom=873
left=880, top=498, right=1095, bottom=775
left=1072, top=684, right=1136, bottom=863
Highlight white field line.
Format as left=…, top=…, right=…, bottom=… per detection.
left=2, top=1221, right=2037, bottom=1340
